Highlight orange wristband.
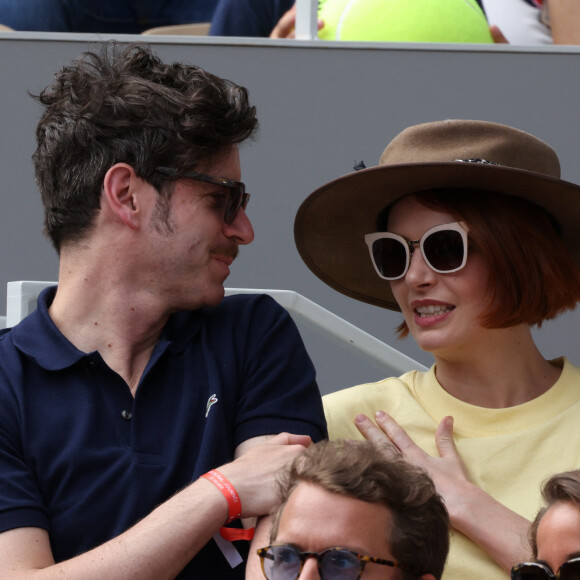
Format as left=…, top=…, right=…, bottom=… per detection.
left=201, top=469, right=242, bottom=524
left=220, top=526, right=255, bottom=542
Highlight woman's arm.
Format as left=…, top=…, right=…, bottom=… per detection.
left=549, top=0, right=580, bottom=44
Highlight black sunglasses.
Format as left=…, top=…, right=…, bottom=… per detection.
left=512, top=558, right=580, bottom=579
left=365, top=222, right=468, bottom=281
left=257, top=544, right=404, bottom=580
left=155, top=166, right=250, bottom=225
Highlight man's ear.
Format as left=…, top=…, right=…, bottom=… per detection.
left=102, top=163, right=141, bottom=230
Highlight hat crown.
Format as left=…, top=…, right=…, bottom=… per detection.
left=379, top=119, right=561, bottom=178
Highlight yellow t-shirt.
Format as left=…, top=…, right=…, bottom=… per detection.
left=323, top=357, right=580, bottom=580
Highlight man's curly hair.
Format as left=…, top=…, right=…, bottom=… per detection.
left=32, top=42, right=258, bottom=252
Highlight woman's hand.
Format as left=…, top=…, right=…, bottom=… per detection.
left=354, top=411, right=530, bottom=572
left=355, top=412, right=471, bottom=507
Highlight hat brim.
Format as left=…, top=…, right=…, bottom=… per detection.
left=295, top=162, right=580, bottom=311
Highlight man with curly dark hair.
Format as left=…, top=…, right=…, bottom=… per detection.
left=0, top=43, right=326, bottom=579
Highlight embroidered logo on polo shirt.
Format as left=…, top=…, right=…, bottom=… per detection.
left=206, top=394, right=218, bottom=418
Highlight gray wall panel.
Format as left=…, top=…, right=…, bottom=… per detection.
left=1, top=34, right=579, bottom=392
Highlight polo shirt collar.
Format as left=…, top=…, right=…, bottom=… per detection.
left=11, top=286, right=203, bottom=370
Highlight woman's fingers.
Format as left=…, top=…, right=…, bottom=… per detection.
left=355, top=413, right=401, bottom=458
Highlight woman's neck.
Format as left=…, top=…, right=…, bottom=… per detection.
left=432, top=325, right=562, bottom=408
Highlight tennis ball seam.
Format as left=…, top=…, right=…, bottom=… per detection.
left=336, top=0, right=360, bottom=40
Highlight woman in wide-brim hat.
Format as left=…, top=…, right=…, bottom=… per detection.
left=295, top=119, right=580, bottom=580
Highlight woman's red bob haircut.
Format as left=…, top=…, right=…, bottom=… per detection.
left=386, top=189, right=580, bottom=338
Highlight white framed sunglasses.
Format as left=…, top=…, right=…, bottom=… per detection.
left=365, top=222, right=469, bottom=281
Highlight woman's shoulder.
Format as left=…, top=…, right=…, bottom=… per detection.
left=555, top=356, right=580, bottom=382
left=323, top=369, right=426, bottom=407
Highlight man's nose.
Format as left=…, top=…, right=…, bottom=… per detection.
left=298, top=557, right=322, bottom=579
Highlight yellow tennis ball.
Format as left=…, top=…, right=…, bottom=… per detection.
left=318, top=0, right=493, bottom=43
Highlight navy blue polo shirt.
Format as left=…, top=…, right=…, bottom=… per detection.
left=0, top=287, right=327, bottom=577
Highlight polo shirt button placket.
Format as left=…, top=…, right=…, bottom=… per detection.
left=83, top=357, right=97, bottom=378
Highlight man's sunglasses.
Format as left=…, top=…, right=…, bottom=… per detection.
left=256, top=544, right=405, bottom=580
left=365, top=222, right=468, bottom=281
left=512, top=558, right=580, bottom=579
left=155, top=166, right=250, bottom=225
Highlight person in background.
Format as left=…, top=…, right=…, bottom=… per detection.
left=511, top=470, right=580, bottom=579
left=210, top=0, right=487, bottom=40
left=210, top=0, right=579, bottom=44
left=0, top=0, right=218, bottom=33
left=294, top=119, right=580, bottom=579
left=210, top=0, right=295, bottom=38
left=486, top=0, right=580, bottom=44
left=254, top=439, right=450, bottom=580
left=0, top=43, right=326, bottom=579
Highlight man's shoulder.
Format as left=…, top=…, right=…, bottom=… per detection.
left=166, top=292, right=294, bottom=345
left=200, top=292, right=287, bottom=323
left=0, top=325, right=21, bottom=355
left=0, top=326, right=27, bottom=394
left=0, top=287, right=81, bottom=372
left=216, top=291, right=280, bottom=309
left=0, top=328, right=15, bottom=370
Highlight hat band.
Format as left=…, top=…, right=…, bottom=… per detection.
left=455, top=158, right=500, bottom=165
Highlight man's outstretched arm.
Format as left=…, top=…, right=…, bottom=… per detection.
left=0, top=433, right=311, bottom=580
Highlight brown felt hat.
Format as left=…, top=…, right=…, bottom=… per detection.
left=294, top=119, right=580, bottom=311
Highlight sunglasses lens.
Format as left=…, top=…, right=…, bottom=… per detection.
left=371, top=238, right=408, bottom=279
left=512, top=563, right=553, bottom=579
left=224, top=188, right=243, bottom=224
left=264, top=545, right=302, bottom=579
left=423, top=229, right=465, bottom=272
left=321, top=549, right=361, bottom=579
left=560, top=560, right=580, bottom=580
